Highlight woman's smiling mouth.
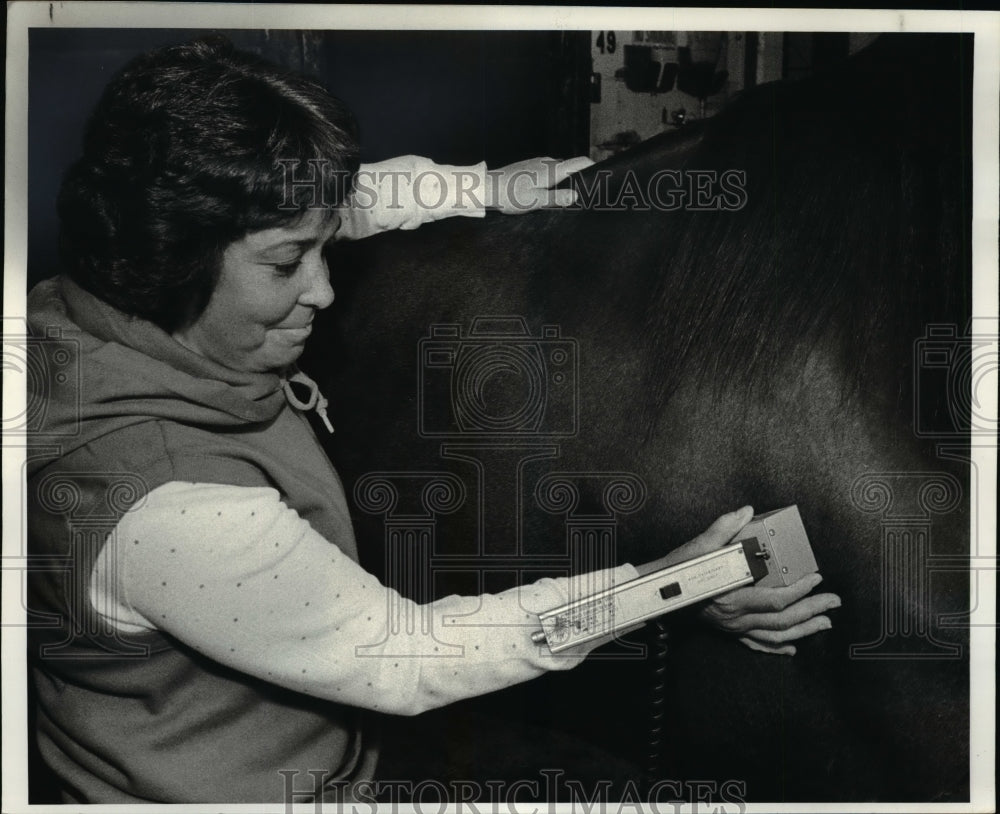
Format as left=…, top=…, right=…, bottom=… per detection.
left=275, top=323, right=313, bottom=342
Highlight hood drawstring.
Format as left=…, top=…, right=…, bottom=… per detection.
left=281, top=369, right=334, bottom=434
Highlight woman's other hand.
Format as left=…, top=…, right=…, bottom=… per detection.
left=487, top=156, right=594, bottom=213
left=634, top=506, right=840, bottom=656
left=699, top=572, right=840, bottom=656
left=634, top=506, right=755, bottom=576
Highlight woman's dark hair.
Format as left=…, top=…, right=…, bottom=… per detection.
left=57, top=35, right=360, bottom=331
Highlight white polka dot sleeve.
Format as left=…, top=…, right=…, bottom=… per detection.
left=92, top=482, right=640, bottom=716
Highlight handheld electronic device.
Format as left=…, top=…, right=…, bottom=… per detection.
left=531, top=505, right=818, bottom=653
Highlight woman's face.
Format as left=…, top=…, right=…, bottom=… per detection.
left=173, top=209, right=339, bottom=373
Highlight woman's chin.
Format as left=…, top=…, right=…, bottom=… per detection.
left=246, top=344, right=308, bottom=374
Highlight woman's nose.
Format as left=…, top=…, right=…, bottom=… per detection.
left=299, top=255, right=335, bottom=310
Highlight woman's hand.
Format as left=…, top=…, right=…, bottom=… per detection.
left=634, top=506, right=756, bottom=576
left=487, top=156, right=594, bottom=213
left=699, top=573, right=840, bottom=656
left=634, top=506, right=840, bottom=656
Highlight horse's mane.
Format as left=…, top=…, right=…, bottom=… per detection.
left=576, top=33, right=971, bottom=421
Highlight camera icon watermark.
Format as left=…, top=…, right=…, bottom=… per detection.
left=914, top=319, right=998, bottom=439
left=418, top=317, right=578, bottom=438
left=354, top=318, right=649, bottom=662
left=2, top=318, right=80, bottom=437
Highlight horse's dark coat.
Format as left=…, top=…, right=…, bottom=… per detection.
left=306, top=34, right=972, bottom=801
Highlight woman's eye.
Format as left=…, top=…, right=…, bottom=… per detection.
left=273, top=260, right=302, bottom=277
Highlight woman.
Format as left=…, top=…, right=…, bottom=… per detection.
left=26, top=36, right=838, bottom=804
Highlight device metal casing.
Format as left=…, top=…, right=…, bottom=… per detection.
left=735, top=505, right=818, bottom=588
left=532, top=505, right=819, bottom=652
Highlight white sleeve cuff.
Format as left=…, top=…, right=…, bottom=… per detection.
left=337, top=156, right=487, bottom=241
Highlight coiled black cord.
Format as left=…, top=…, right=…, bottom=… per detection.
left=646, top=618, right=671, bottom=785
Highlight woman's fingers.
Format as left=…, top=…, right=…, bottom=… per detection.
left=690, top=535, right=839, bottom=657
left=633, top=506, right=755, bottom=577
left=661, top=505, right=755, bottom=567
left=492, top=156, right=596, bottom=212
left=741, top=614, right=833, bottom=644
left=546, top=155, right=595, bottom=185
left=709, top=572, right=825, bottom=617
left=736, top=605, right=836, bottom=655
left=705, top=589, right=840, bottom=631
left=739, top=637, right=797, bottom=657
left=700, top=570, right=841, bottom=657
left=692, top=504, right=755, bottom=547
left=710, top=592, right=841, bottom=633
left=534, top=157, right=596, bottom=207
left=536, top=188, right=580, bottom=208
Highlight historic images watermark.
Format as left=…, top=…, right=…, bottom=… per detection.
left=279, top=768, right=747, bottom=814
left=276, top=158, right=748, bottom=214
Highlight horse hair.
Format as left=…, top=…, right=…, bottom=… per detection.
left=571, top=33, right=971, bottom=423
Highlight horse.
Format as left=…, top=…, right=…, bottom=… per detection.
left=304, top=33, right=972, bottom=802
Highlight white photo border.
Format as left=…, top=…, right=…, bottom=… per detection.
left=4, top=5, right=997, bottom=813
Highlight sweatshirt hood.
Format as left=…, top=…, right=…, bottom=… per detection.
left=26, top=276, right=289, bottom=476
